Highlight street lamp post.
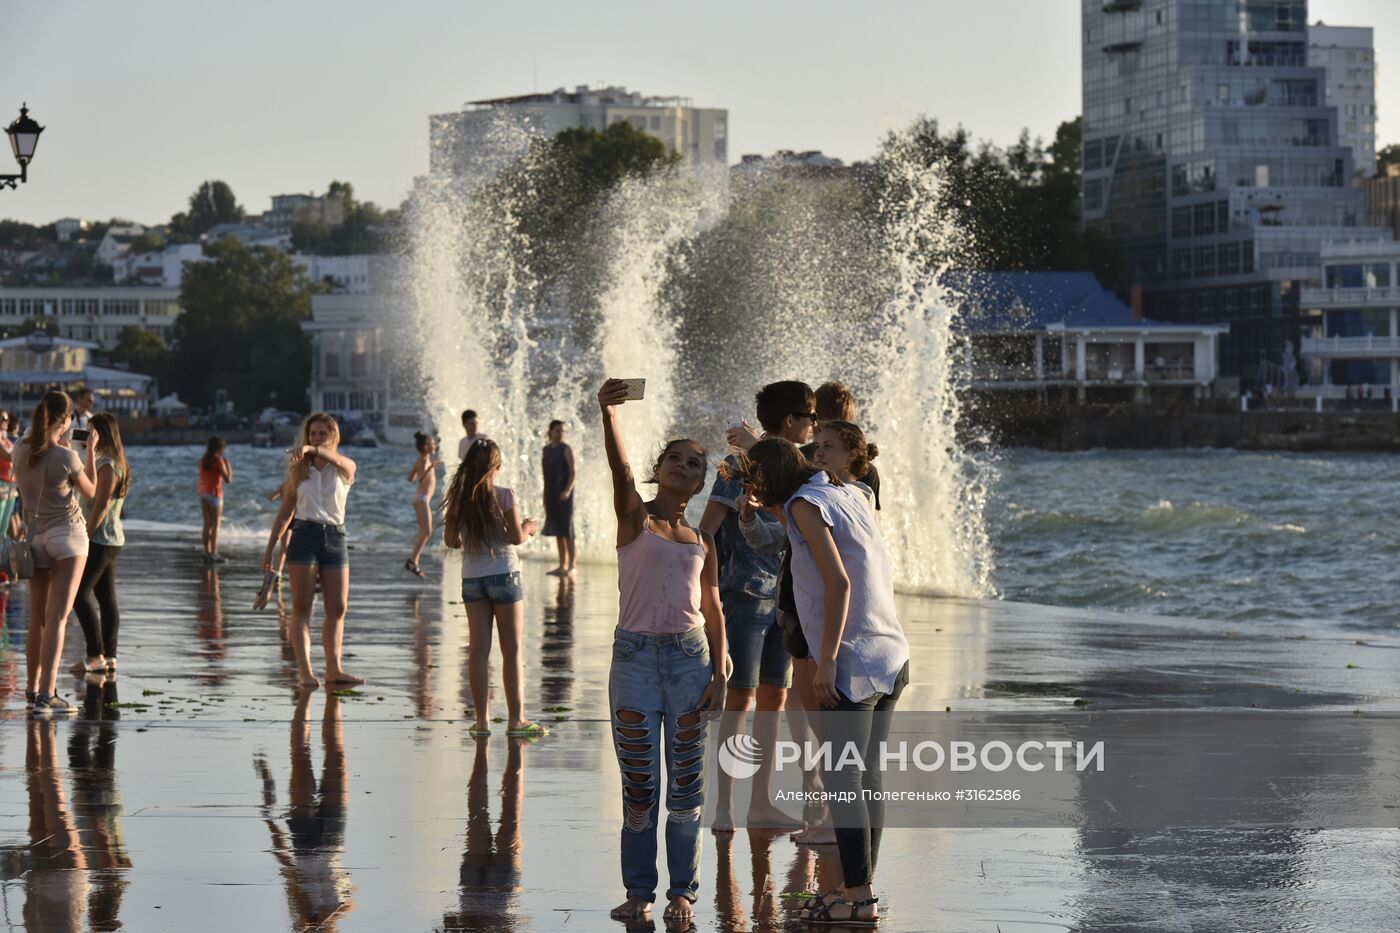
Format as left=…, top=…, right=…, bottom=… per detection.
left=1, top=104, right=44, bottom=191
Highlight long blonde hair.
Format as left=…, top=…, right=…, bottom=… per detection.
left=25, top=390, right=72, bottom=467
left=281, top=412, right=341, bottom=496
left=89, top=411, right=132, bottom=498
left=443, top=438, right=505, bottom=551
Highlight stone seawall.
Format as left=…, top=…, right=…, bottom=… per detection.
left=972, top=404, right=1400, bottom=453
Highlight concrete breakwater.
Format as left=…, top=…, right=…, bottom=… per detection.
left=972, top=401, right=1400, bottom=452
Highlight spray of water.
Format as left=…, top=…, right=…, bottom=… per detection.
left=865, top=131, right=997, bottom=596
left=407, top=115, right=995, bottom=596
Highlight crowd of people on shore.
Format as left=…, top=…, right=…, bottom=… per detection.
left=3, top=375, right=905, bottom=927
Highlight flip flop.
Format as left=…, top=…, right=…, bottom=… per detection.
left=506, top=722, right=550, bottom=738
left=468, top=725, right=491, bottom=737
left=404, top=560, right=425, bottom=578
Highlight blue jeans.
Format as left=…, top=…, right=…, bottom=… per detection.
left=286, top=519, right=348, bottom=568
left=722, top=592, right=791, bottom=689
left=609, top=625, right=713, bottom=903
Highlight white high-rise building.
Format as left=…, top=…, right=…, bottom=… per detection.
left=429, top=85, right=727, bottom=177
left=1309, top=23, right=1377, bottom=179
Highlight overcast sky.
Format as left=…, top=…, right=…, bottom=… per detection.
left=0, top=0, right=1391, bottom=226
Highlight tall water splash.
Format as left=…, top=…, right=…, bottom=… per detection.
left=862, top=132, right=997, bottom=597
left=408, top=113, right=723, bottom=557
left=407, top=114, right=540, bottom=487
left=407, top=114, right=994, bottom=596
left=530, top=167, right=725, bottom=556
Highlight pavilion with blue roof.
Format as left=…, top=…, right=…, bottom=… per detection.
left=952, top=272, right=1229, bottom=399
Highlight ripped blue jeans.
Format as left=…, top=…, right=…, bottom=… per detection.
left=609, top=625, right=713, bottom=903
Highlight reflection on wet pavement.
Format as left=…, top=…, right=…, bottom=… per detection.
left=0, top=538, right=1394, bottom=931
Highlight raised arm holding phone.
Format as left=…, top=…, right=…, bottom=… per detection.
left=598, top=377, right=726, bottom=926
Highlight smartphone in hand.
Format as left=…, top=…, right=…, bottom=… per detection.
left=618, top=378, right=646, bottom=401
left=71, top=428, right=91, bottom=442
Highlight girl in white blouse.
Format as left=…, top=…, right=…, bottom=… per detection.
left=262, top=413, right=361, bottom=689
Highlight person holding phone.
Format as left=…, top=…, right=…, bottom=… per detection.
left=72, top=412, right=131, bottom=676
left=62, top=387, right=95, bottom=454
left=15, top=390, right=101, bottom=715
left=598, top=378, right=727, bottom=926
left=198, top=436, right=233, bottom=563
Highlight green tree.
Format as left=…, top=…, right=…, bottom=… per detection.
left=14, top=318, right=58, bottom=337
left=111, top=326, right=171, bottom=386
left=169, top=180, right=244, bottom=241
left=1377, top=143, right=1400, bottom=176
left=290, top=180, right=400, bottom=255
left=0, top=220, right=52, bottom=251
left=170, top=239, right=314, bottom=410
left=497, top=121, right=679, bottom=285
left=872, top=116, right=1124, bottom=288
left=128, top=231, right=165, bottom=254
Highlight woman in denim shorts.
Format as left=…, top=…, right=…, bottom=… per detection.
left=443, top=437, right=546, bottom=739
left=597, top=379, right=728, bottom=927
left=13, top=391, right=102, bottom=715
left=261, top=413, right=360, bottom=690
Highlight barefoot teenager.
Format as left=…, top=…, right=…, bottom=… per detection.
left=261, top=414, right=362, bottom=689
left=442, top=437, right=548, bottom=739
left=198, top=436, right=232, bottom=563
left=541, top=419, right=576, bottom=575
left=598, top=378, right=727, bottom=926
left=405, top=431, right=440, bottom=577
left=723, top=438, right=909, bottom=926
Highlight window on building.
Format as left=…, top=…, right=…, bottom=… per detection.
left=1084, top=139, right=1103, bottom=171
left=1085, top=179, right=1105, bottom=211
left=1218, top=242, right=1241, bottom=275
left=324, top=352, right=340, bottom=378
left=350, top=352, right=367, bottom=378
left=1172, top=206, right=1192, bottom=238
left=1193, top=203, right=1216, bottom=236
left=1194, top=247, right=1216, bottom=278
left=1172, top=249, right=1191, bottom=279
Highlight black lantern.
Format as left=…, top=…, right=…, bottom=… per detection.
left=1, top=104, right=44, bottom=190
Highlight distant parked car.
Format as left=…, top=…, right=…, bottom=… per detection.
left=208, top=412, right=247, bottom=431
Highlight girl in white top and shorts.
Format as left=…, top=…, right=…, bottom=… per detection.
left=262, top=413, right=362, bottom=690
left=443, top=437, right=547, bottom=739
left=14, top=391, right=101, bottom=714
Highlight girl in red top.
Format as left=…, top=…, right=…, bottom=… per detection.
left=198, top=435, right=233, bottom=563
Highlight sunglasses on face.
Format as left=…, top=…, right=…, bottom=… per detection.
left=789, top=411, right=818, bottom=423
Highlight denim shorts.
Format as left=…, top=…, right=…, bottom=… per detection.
left=723, top=592, right=791, bottom=690
left=462, top=571, right=523, bottom=605
left=285, top=519, right=348, bottom=568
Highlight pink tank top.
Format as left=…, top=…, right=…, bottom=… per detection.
left=616, top=516, right=706, bottom=634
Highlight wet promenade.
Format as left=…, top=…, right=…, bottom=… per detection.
left=0, top=536, right=1397, bottom=932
